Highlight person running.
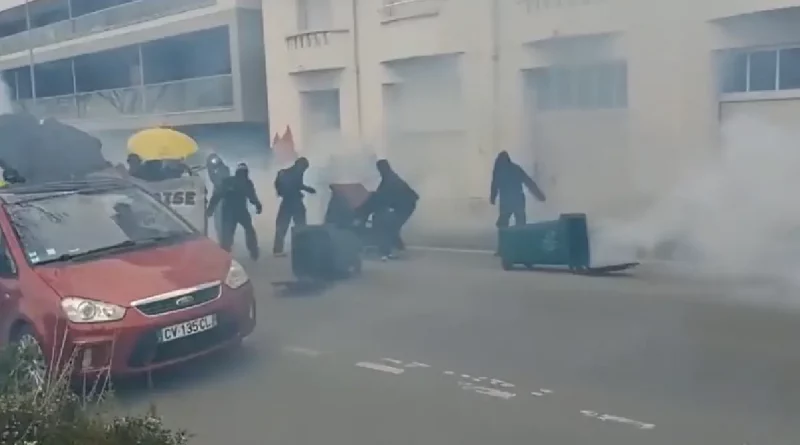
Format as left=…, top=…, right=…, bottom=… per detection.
left=272, top=157, right=315, bottom=256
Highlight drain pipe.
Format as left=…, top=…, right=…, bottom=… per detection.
left=490, top=0, right=500, bottom=155
left=351, top=0, right=364, bottom=140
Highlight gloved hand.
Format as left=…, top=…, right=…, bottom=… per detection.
left=490, top=198, right=496, bottom=206
left=255, top=205, right=263, bottom=215
left=307, top=187, right=317, bottom=194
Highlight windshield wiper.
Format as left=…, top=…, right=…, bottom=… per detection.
left=34, top=236, right=176, bottom=265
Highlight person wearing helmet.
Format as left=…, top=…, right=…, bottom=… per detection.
left=206, top=153, right=230, bottom=188
left=205, top=153, right=231, bottom=239
left=206, top=162, right=263, bottom=260
left=273, top=157, right=315, bottom=256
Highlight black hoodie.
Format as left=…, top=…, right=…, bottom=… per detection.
left=490, top=151, right=545, bottom=205
left=275, top=157, right=314, bottom=200
left=360, top=160, right=418, bottom=217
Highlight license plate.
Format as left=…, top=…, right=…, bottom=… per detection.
left=158, top=314, right=217, bottom=343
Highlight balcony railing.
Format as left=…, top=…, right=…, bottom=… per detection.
left=519, top=0, right=608, bottom=13
left=0, top=0, right=216, bottom=56
left=285, top=29, right=351, bottom=72
left=14, top=74, right=233, bottom=120
left=379, top=0, right=444, bottom=23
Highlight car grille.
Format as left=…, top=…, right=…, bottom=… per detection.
left=127, top=312, right=239, bottom=368
left=134, top=285, right=221, bottom=316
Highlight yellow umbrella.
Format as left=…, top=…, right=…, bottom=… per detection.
left=127, top=128, right=198, bottom=161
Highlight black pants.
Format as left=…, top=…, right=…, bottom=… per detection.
left=496, top=200, right=526, bottom=253
left=213, top=211, right=224, bottom=241
left=219, top=212, right=259, bottom=259
left=378, top=203, right=415, bottom=256
left=496, top=203, right=527, bottom=228
left=273, top=199, right=307, bottom=254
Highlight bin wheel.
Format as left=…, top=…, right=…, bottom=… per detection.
left=501, top=258, right=514, bottom=271
left=524, top=263, right=535, bottom=270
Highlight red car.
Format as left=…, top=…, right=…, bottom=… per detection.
left=0, top=178, right=256, bottom=384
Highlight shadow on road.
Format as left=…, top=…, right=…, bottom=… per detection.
left=110, top=342, right=272, bottom=405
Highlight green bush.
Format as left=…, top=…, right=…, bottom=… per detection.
left=0, top=344, right=190, bottom=445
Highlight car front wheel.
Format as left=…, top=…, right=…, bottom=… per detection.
left=12, top=325, right=48, bottom=391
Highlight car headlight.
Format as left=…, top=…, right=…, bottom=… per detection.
left=61, top=297, right=126, bottom=324
left=225, top=259, right=249, bottom=289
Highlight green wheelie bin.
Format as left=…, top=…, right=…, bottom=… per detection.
left=498, top=213, right=591, bottom=271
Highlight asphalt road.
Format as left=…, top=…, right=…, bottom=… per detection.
left=113, top=249, right=800, bottom=445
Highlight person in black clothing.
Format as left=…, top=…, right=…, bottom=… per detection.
left=206, top=163, right=263, bottom=259
left=273, top=157, right=315, bottom=256
left=490, top=151, right=546, bottom=252
left=357, top=159, right=419, bottom=260
left=205, top=153, right=231, bottom=240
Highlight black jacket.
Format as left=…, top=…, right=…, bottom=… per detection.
left=207, top=174, right=262, bottom=218
left=275, top=166, right=313, bottom=201
left=490, top=153, right=545, bottom=205
left=359, top=162, right=418, bottom=217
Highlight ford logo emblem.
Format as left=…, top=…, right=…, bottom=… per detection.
left=175, top=295, right=195, bottom=307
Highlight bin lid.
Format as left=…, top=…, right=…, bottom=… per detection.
left=329, top=183, right=370, bottom=209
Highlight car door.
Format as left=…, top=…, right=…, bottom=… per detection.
left=0, top=228, right=21, bottom=346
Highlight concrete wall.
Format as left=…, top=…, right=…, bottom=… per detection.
left=263, top=0, right=800, bottom=225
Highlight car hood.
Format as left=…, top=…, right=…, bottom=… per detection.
left=34, top=238, right=231, bottom=307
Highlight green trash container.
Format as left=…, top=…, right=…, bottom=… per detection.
left=498, top=213, right=590, bottom=271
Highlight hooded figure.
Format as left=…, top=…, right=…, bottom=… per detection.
left=207, top=162, right=263, bottom=259
left=490, top=151, right=545, bottom=249
left=358, top=160, right=419, bottom=260
left=272, top=157, right=315, bottom=256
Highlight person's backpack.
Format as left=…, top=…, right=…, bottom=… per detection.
left=274, top=169, right=290, bottom=197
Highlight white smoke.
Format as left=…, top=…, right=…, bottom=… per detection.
left=0, top=79, right=13, bottom=115
left=595, top=116, right=800, bottom=281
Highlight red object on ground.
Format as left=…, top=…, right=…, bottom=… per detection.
left=0, top=177, right=256, bottom=378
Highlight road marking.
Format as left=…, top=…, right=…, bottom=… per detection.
left=356, top=362, right=405, bottom=375
left=382, top=358, right=404, bottom=365
left=444, top=371, right=455, bottom=375
left=490, top=378, right=515, bottom=388
left=406, top=362, right=430, bottom=368
left=540, top=389, right=553, bottom=394
left=283, top=346, right=321, bottom=357
left=459, top=381, right=516, bottom=400
left=531, top=392, right=544, bottom=397
left=408, top=246, right=494, bottom=255
left=580, top=410, right=655, bottom=430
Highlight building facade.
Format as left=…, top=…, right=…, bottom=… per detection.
left=0, top=0, right=267, bottom=138
left=263, top=0, right=800, bottom=220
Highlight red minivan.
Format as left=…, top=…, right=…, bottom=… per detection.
left=0, top=177, right=256, bottom=384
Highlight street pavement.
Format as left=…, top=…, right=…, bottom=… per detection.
left=113, top=248, right=800, bottom=445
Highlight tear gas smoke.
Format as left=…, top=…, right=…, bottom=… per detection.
left=0, top=80, right=13, bottom=115
left=594, top=116, right=800, bottom=283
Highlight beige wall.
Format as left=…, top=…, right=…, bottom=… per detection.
left=263, top=0, right=800, bottom=220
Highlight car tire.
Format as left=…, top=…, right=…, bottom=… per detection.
left=10, top=324, right=48, bottom=390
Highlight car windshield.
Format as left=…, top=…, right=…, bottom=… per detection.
left=6, top=186, right=195, bottom=265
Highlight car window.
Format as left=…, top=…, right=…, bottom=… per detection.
left=0, top=228, right=17, bottom=277
left=6, top=186, right=195, bottom=265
